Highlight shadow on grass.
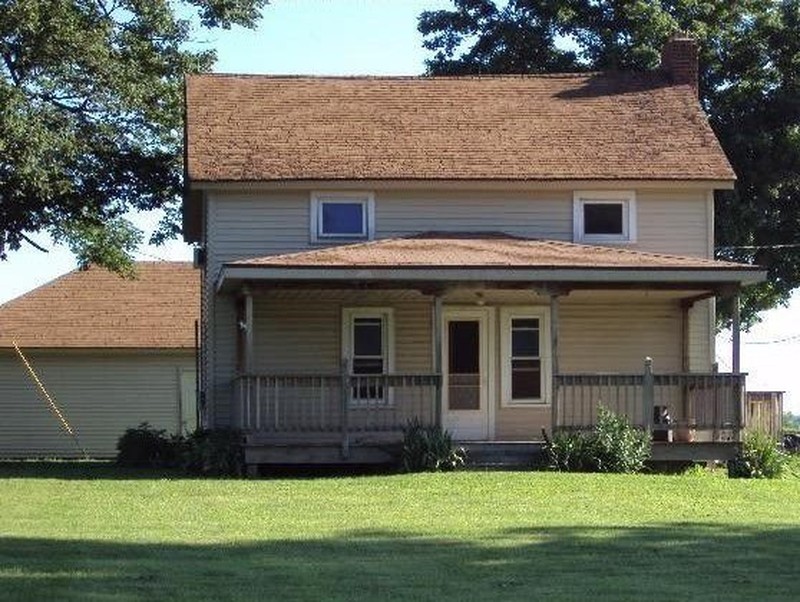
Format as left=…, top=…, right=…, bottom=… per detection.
left=0, top=461, right=188, bottom=481
left=0, top=461, right=402, bottom=481
left=1, top=524, right=797, bottom=601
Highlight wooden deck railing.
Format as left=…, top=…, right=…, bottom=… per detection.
left=234, top=372, right=441, bottom=436
left=554, top=359, right=746, bottom=441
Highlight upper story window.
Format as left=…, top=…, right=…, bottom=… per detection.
left=310, top=192, right=375, bottom=242
left=573, top=191, right=636, bottom=244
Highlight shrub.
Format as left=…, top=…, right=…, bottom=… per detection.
left=728, top=431, right=787, bottom=479
left=401, top=418, right=466, bottom=472
left=547, top=429, right=592, bottom=472
left=591, top=407, right=652, bottom=473
left=547, top=407, right=651, bottom=474
left=181, top=428, right=245, bottom=476
left=116, top=423, right=180, bottom=468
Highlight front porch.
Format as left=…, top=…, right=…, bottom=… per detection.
left=212, top=233, right=764, bottom=467
left=234, top=361, right=747, bottom=465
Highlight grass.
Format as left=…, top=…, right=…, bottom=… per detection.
left=1, top=462, right=799, bottom=601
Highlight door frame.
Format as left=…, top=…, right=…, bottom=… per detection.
left=440, top=306, right=495, bottom=440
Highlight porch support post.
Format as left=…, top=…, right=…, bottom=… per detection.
left=731, top=291, right=741, bottom=374
left=432, top=294, right=443, bottom=428
left=549, top=293, right=560, bottom=433
left=643, top=357, right=654, bottom=434
left=243, top=285, right=254, bottom=374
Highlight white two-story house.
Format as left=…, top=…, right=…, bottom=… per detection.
left=183, top=35, right=764, bottom=466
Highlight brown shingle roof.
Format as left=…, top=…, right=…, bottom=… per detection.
left=230, top=233, right=751, bottom=272
left=0, top=262, right=199, bottom=349
left=185, top=73, right=735, bottom=183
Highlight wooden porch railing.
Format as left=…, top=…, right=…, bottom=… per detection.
left=554, top=359, right=746, bottom=441
left=234, top=372, right=441, bottom=436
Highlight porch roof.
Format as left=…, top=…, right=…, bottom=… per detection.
left=217, top=234, right=765, bottom=293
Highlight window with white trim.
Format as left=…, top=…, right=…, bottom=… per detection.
left=500, top=307, right=550, bottom=406
left=573, top=191, right=636, bottom=243
left=342, top=308, right=394, bottom=405
left=311, top=192, right=375, bottom=242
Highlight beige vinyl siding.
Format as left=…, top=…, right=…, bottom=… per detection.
left=633, top=191, right=710, bottom=257
left=558, top=301, right=682, bottom=373
left=253, top=291, right=432, bottom=374
left=687, top=298, right=713, bottom=371
left=0, top=350, right=195, bottom=458
left=205, top=187, right=713, bottom=267
left=377, top=190, right=572, bottom=240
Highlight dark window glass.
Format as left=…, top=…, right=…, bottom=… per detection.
left=353, top=318, right=382, bottom=357
left=511, top=319, right=539, bottom=356
left=321, top=202, right=364, bottom=235
left=351, top=316, right=385, bottom=402
left=584, top=203, right=623, bottom=235
left=448, top=321, right=479, bottom=374
left=511, top=359, right=541, bottom=399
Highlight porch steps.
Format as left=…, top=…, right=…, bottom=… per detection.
left=460, top=441, right=545, bottom=469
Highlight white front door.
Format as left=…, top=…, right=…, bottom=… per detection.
left=442, top=308, right=492, bottom=440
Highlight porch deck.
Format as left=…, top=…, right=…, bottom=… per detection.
left=234, top=367, right=747, bottom=465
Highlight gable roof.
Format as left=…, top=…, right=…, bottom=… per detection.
left=0, top=262, right=199, bottom=349
left=185, top=73, right=735, bottom=184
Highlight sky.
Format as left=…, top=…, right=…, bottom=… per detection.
left=0, top=0, right=797, bottom=412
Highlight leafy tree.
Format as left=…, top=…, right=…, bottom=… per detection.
left=419, top=0, right=800, bottom=326
left=784, top=411, right=800, bottom=432
left=0, top=0, right=266, bottom=274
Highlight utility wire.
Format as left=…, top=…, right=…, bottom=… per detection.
left=745, top=333, right=800, bottom=345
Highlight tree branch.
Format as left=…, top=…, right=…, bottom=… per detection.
left=20, top=234, right=49, bottom=253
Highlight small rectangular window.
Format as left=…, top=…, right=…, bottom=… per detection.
left=583, top=203, right=623, bottom=235
left=311, top=192, right=375, bottom=242
left=321, top=202, right=365, bottom=237
left=573, top=191, right=636, bottom=243
left=510, top=319, right=541, bottom=400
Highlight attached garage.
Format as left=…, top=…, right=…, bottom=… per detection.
left=0, top=262, right=199, bottom=458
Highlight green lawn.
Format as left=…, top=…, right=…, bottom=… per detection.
left=1, top=463, right=798, bottom=601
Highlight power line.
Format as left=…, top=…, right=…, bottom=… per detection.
left=745, top=333, right=800, bottom=345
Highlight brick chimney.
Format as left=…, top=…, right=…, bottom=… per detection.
left=660, top=32, right=698, bottom=94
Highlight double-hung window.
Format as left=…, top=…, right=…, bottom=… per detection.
left=500, top=308, right=550, bottom=406
left=311, top=192, right=375, bottom=242
left=573, top=191, right=636, bottom=243
left=342, top=308, right=394, bottom=405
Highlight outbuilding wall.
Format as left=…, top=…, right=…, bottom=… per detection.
left=0, top=349, right=196, bottom=458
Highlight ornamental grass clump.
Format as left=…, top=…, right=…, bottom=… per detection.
left=401, top=418, right=466, bottom=472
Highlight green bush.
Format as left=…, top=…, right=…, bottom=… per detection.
left=592, top=407, right=652, bottom=473
left=728, top=431, right=787, bottom=479
left=547, top=407, right=651, bottom=473
left=401, top=418, right=466, bottom=472
left=116, top=423, right=180, bottom=468
left=116, top=424, right=244, bottom=475
left=181, top=429, right=244, bottom=476
left=547, top=429, right=592, bottom=472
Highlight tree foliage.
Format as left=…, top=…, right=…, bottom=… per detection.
left=0, top=0, right=266, bottom=271
left=420, top=0, right=800, bottom=325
